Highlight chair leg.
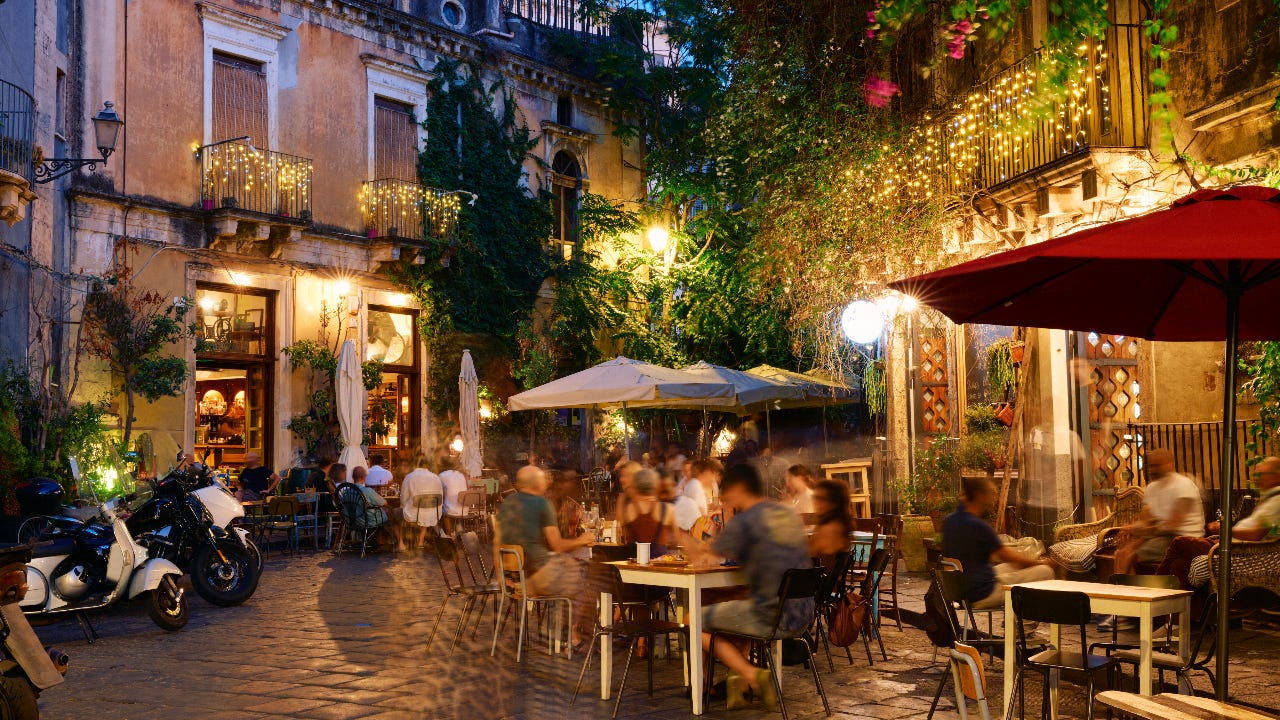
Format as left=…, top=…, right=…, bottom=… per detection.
left=927, top=667, right=951, bottom=719
left=612, top=638, right=639, bottom=720
left=515, top=601, right=527, bottom=664
left=861, top=623, right=875, bottom=665
left=1085, top=676, right=1096, bottom=720
left=469, top=595, right=491, bottom=640
left=763, top=641, right=789, bottom=720
left=450, top=596, right=475, bottom=655
left=426, top=594, right=452, bottom=653
left=875, top=622, right=888, bottom=660
left=647, top=634, right=655, bottom=696
left=1002, top=667, right=1022, bottom=720
left=571, top=632, right=602, bottom=705
left=803, top=636, right=831, bottom=716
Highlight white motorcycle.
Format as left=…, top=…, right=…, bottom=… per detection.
left=20, top=461, right=188, bottom=634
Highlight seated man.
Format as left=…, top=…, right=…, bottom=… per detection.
left=495, top=465, right=596, bottom=648
left=942, top=476, right=1055, bottom=611
left=439, top=456, right=469, bottom=534
left=352, top=466, right=388, bottom=529
left=1169, top=456, right=1280, bottom=589
left=399, top=462, right=443, bottom=550
left=699, top=464, right=812, bottom=709
left=236, top=451, right=279, bottom=501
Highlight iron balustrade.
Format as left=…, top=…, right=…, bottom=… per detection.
left=197, top=138, right=313, bottom=221
left=360, top=178, right=463, bottom=245
left=0, top=79, right=35, bottom=183
left=503, top=0, right=609, bottom=37
left=1124, top=420, right=1273, bottom=515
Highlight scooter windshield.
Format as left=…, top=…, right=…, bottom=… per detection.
left=69, top=438, right=153, bottom=511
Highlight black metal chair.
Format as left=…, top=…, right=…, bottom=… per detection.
left=811, top=550, right=856, bottom=671
left=706, top=567, right=830, bottom=720
left=1088, top=573, right=1180, bottom=657
left=258, top=495, right=299, bottom=558
left=333, top=482, right=382, bottom=558
left=927, top=567, right=1008, bottom=720
left=426, top=534, right=500, bottom=655
left=1111, top=592, right=1218, bottom=696
left=1007, top=586, right=1117, bottom=720
left=571, top=562, right=689, bottom=718
left=861, top=547, right=892, bottom=663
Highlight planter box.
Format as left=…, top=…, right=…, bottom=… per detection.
left=900, top=514, right=938, bottom=572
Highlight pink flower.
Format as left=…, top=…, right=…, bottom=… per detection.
left=955, top=19, right=973, bottom=34
left=867, top=10, right=878, bottom=22
left=867, top=28, right=877, bottom=38
left=863, top=75, right=899, bottom=108
left=947, top=35, right=966, bottom=59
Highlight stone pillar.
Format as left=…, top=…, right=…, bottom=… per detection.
left=885, top=313, right=912, bottom=492
left=1019, top=328, right=1078, bottom=542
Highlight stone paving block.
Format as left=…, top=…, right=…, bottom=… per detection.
left=243, top=696, right=334, bottom=714
left=294, top=702, right=384, bottom=720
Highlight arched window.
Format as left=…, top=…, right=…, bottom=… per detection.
left=551, top=151, right=582, bottom=260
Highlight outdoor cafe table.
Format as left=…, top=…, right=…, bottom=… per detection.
left=1002, top=580, right=1193, bottom=715
left=1095, top=691, right=1279, bottom=720
left=599, top=561, right=766, bottom=716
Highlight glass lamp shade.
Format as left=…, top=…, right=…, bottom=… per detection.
left=92, top=101, right=123, bottom=157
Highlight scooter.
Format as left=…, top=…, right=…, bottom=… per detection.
left=0, top=544, right=68, bottom=719
left=20, top=460, right=188, bottom=637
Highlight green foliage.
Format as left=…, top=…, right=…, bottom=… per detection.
left=81, top=265, right=198, bottom=448
left=986, top=338, right=1018, bottom=396
left=863, top=360, right=886, bottom=417
left=0, top=363, right=111, bottom=498
left=964, top=404, right=1003, bottom=435
left=279, top=338, right=386, bottom=458
left=909, top=435, right=961, bottom=515
left=1241, top=342, right=1280, bottom=460
left=959, top=409, right=1007, bottom=474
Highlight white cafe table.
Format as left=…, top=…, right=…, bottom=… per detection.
left=600, top=561, right=759, bottom=716
left=1002, top=579, right=1192, bottom=718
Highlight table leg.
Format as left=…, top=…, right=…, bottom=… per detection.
left=1003, top=593, right=1016, bottom=712
left=1139, top=606, right=1154, bottom=695
left=689, top=582, right=704, bottom=715
left=1178, top=595, right=1191, bottom=691
left=1049, top=622, right=1062, bottom=720
left=600, top=589, right=613, bottom=700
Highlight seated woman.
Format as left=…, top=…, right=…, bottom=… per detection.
left=784, top=464, right=817, bottom=515
left=547, top=471, right=590, bottom=560
left=809, top=479, right=854, bottom=564
left=621, top=468, right=677, bottom=558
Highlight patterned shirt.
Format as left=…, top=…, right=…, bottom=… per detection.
left=713, top=500, right=814, bottom=631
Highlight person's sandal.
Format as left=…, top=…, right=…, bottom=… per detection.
left=725, top=672, right=748, bottom=710
left=754, top=668, right=777, bottom=710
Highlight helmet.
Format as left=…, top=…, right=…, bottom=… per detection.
left=16, top=478, right=65, bottom=516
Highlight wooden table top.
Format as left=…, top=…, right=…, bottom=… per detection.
left=1095, top=691, right=1278, bottom=720
left=1011, top=579, right=1193, bottom=602
left=607, top=560, right=741, bottom=576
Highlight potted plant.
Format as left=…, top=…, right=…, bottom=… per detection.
left=908, top=435, right=960, bottom=530
left=986, top=338, right=1018, bottom=397
left=959, top=404, right=1009, bottom=477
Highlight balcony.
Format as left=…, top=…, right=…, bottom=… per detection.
left=197, top=138, right=312, bottom=257
left=503, top=0, right=609, bottom=37
left=0, top=79, right=36, bottom=227
left=360, top=178, right=464, bottom=260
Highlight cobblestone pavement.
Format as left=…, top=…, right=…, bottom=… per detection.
left=27, top=549, right=1280, bottom=720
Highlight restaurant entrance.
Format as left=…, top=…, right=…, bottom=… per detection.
left=194, top=283, right=274, bottom=469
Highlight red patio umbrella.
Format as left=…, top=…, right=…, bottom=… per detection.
left=889, top=185, right=1280, bottom=700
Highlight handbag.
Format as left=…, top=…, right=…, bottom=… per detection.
left=828, top=590, right=869, bottom=647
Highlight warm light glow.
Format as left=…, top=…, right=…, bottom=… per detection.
left=646, top=226, right=670, bottom=254
left=713, top=429, right=736, bottom=456
left=335, top=280, right=352, bottom=297
left=449, top=434, right=465, bottom=453
left=199, top=296, right=215, bottom=312
left=901, top=295, right=919, bottom=312
left=400, top=396, right=410, bottom=413
left=840, top=301, right=885, bottom=344
left=390, top=293, right=408, bottom=307
left=229, top=271, right=248, bottom=286
left=479, top=399, right=493, bottom=420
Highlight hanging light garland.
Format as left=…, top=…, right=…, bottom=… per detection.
left=359, top=178, right=464, bottom=244
left=199, top=139, right=313, bottom=217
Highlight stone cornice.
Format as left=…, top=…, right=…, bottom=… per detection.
left=360, top=54, right=434, bottom=83
left=541, top=120, right=597, bottom=144
left=197, top=2, right=291, bottom=40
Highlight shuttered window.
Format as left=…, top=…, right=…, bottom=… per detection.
left=374, top=97, right=418, bottom=182
left=212, top=52, right=268, bottom=146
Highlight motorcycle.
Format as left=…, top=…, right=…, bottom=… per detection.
left=19, top=464, right=188, bottom=633
left=0, top=544, right=68, bottom=719
left=125, top=453, right=261, bottom=607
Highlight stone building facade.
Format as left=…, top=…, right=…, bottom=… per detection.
left=15, top=0, right=643, bottom=472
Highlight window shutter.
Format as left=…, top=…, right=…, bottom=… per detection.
left=374, top=97, right=418, bottom=182
left=212, top=53, right=268, bottom=146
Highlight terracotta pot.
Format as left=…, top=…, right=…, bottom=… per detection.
left=994, top=402, right=1014, bottom=426
left=1010, top=341, right=1026, bottom=364
left=900, top=514, right=937, bottom=572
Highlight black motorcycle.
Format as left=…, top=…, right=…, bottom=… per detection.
left=124, top=462, right=260, bottom=607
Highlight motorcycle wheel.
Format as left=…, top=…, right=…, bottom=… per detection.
left=146, top=575, right=188, bottom=631
left=191, top=540, right=259, bottom=607
left=15, top=517, right=49, bottom=544
left=0, top=675, right=37, bottom=720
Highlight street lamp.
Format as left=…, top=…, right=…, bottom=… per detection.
left=646, top=225, right=670, bottom=254
left=34, top=101, right=124, bottom=184
left=840, top=300, right=886, bottom=344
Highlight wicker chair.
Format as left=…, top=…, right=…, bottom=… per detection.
left=1207, top=537, right=1280, bottom=606
left=1049, top=486, right=1145, bottom=579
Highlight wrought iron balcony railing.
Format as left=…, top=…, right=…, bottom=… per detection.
left=0, top=79, right=35, bottom=183
left=360, top=178, right=463, bottom=245
left=504, top=0, right=609, bottom=37
left=197, top=138, right=313, bottom=221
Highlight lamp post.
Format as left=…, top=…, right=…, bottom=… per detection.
left=34, top=101, right=124, bottom=184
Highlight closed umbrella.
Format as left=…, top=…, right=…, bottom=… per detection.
left=459, top=349, right=483, bottom=479
left=335, top=339, right=367, bottom=472
left=889, top=184, right=1280, bottom=700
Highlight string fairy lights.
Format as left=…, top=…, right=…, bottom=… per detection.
left=359, top=178, right=463, bottom=244
left=198, top=139, right=313, bottom=218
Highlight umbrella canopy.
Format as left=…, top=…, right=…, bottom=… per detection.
left=335, top=339, right=367, bottom=472
left=507, top=356, right=735, bottom=411
left=888, top=184, right=1280, bottom=701
left=458, top=349, right=483, bottom=479
left=745, top=364, right=861, bottom=408
left=680, top=361, right=805, bottom=410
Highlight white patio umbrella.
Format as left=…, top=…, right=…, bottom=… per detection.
left=745, top=364, right=861, bottom=453
left=458, top=349, right=483, bottom=479
left=508, top=356, right=736, bottom=457
left=680, top=361, right=805, bottom=455
left=335, top=339, right=368, bottom=472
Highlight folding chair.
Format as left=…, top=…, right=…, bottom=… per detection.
left=426, top=534, right=500, bottom=655
left=490, top=545, right=574, bottom=663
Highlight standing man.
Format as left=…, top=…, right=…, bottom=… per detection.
left=942, top=476, right=1055, bottom=611
left=495, top=465, right=595, bottom=648
left=365, top=453, right=393, bottom=488
left=699, top=464, right=813, bottom=709
left=237, top=452, right=279, bottom=501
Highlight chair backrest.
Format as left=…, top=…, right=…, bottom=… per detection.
left=877, top=513, right=903, bottom=537
left=497, top=545, right=527, bottom=600
left=459, top=489, right=486, bottom=514
left=1010, top=586, right=1091, bottom=658
left=335, top=483, right=368, bottom=526
left=853, top=517, right=883, bottom=535
left=1114, top=486, right=1145, bottom=525
left=433, top=534, right=466, bottom=591
left=458, top=530, right=489, bottom=582
left=930, top=568, right=968, bottom=641
left=762, top=567, right=822, bottom=638
left=817, top=550, right=854, bottom=603
left=266, top=495, right=299, bottom=517
left=940, top=556, right=965, bottom=570
left=414, top=493, right=443, bottom=509
left=860, top=548, right=891, bottom=595
left=952, top=642, right=987, bottom=701
left=1108, top=573, right=1180, bottom=590
left=923, top=568, right=961, bottom=649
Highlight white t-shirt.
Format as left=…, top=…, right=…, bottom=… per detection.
left=790, top=486, right=815, bottom=515
left=365, top=464, right=393, bottom=487
left=682, top=479, right=709, bottom=518
left=400, top=469, right=443, bottom=527
left=440, top=470, right=469, bottom=517
left=673, top=495, right=701, bottom=532
left=1144, top=472, right=1204, bottom=537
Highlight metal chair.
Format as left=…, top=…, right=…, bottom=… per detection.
left=458, top=489, right=488, bottom=538
left=877, top=513, right=904, bottom=630
left=571, top=562, right=689, bottom=718
left=333, top=483, right=382, bottom=558
left=950, top=642, right=994, bottom=720
left=706, top=567, right=830, bottom=720
left=861, top=548, right=892, bottom=662
left=259, top=495, right=300, bottom=558
left=426, top=534, right=500, bottom=655
left=1089, top=574, right=1179, bottom=657
left=1112, top=593, right=1218, bottom=695
left=811, top=550, right=857, bottom=671
left=404, top=493, right=442, bottom=550
left=490, top=545, right=574, bottom=663
left=1006, top=586, right=1118, bottom=720
left=293, top=491, right=320, bottom=550
left=927, top=568, right=1016, bottom=720
left=942, top=556, right=998, bottom=638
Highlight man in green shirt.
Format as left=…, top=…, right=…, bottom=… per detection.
left=496, top=465, right=595, bottom=647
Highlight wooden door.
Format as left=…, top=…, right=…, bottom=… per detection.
left=1082, top=332, right=1143, bottom=511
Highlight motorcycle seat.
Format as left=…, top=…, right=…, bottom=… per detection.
left=29, top=539, right=77, bottom=559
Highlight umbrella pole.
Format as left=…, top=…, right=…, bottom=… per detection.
left=822, top=402, right=829, bottom=459
left=1216, top=283, right=1241, bottom=701
left=766, top=408, right=772, bottom=450
left=701, top=406, right=708, bottom=458
left=623, top=402, right=631, bottom=460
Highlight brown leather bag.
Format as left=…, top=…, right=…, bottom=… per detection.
left=828, top=590, right=869, bottom=647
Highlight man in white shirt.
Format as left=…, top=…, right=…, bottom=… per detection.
left=398, top=464, right=443, bottom=551
left=439, top=456, right=470, bottom=533
left=365, top=454, right=393, bottom=488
